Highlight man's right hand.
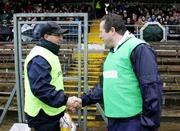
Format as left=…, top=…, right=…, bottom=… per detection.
left=66, top=96, right=82, bottom=112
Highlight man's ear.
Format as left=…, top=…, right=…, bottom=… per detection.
left=43, top=34, right=48, bottom=39
left=111, top=27, right=116, bottom=33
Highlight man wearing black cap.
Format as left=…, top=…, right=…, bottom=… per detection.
left=24, top=22, right=81, bottom=131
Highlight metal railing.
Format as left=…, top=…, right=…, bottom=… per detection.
left=87, top=21, right=180, bottom=42
left=0, top=21, right=180, bottom=43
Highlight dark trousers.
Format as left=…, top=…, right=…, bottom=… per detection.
left=33, top=119, right=60, bottom=131
left=26, top=109, right=64, bottom=131
left=107, top=115, right=141, bottom=131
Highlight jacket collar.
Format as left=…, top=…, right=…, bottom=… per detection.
left=113, top=31, right=135, bottom=52
left=38, top=39, right=60, bottom=55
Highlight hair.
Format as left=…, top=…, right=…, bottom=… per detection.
left=100, top=13, right=127, bottom=35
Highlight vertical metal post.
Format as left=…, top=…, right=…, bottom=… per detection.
left=18, top=22, right=26, bottom=122
left=136, top=26, right=139, bottom=39
left=13, top=14, right=24, bottom=122
left=83, top=13, right=88, bottom=131
left=165, top=25, right=168, bottom=42
left=77, top=22, right=82, bottom=128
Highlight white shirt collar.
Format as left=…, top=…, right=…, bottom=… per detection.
left=113, top=31, right=135, bottom=52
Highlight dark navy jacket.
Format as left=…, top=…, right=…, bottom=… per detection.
left=26, top=39, right=68, bottom=126
left=81, top=43, right=163, bottom=130
left=27, top=39, right=163, bottom=130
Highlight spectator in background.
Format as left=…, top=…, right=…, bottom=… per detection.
left=95, top=0, right=105, bottom=19
left=132, top=13, right=138, bottom=24
left=0, top=21, right=13, bottom=41
left=123, top=10, right=128, bottom=22
left=4, top=2, right=11, bottom=13
left=116, top=1, right=125, bottom=13
left=135, top=15, right=146, bottom=33
left=126, top=17, right=135, bottom=33
left=135, top=16, right=146, bottom=26
left=148, top=14, right=157, bottom=22
left=25, top=1, right=33, bottom=12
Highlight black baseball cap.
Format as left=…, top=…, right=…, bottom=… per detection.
left=40, top=22, right=68, bottom=37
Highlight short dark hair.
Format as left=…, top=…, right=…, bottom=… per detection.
left=101, top=13, right=127, bottom=35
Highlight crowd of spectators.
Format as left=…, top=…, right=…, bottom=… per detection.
left=106, top=1, right=180, bottom=35
left=107, top=2, right=180, bottom=26
left=0, top=1, right=179, bottom=25
left=0, top=0, right=180, bottom=41
left=0, top=0, right=94, bottom=25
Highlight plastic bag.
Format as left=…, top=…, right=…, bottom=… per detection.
left=60, top=113, right=76, bottom=131
left=9, top=123, right=31, bottom=131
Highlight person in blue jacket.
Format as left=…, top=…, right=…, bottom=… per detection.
left=75, top=13, right=163, bottom=131
left=24, top=22, right=81, bottom=131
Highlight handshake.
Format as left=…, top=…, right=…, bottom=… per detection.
left=66, top=96, right=82, bottom=112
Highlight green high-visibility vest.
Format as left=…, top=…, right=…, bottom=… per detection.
left=24, top=46, right=65, bottom=117
left=103, top=37, right=144, bottom=118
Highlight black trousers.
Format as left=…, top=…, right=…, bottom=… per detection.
left=33, top=119, right=60, bottom=131
left=107, top=114, right=158, bottom=131
left=107, top=114, right=141, bottom=131
left=26, top=109, right=64, bottom=131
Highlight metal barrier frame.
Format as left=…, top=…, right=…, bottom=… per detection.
left=13, top=13, right=88, bottom=130
left=1, top=13, right=109, bottom=130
